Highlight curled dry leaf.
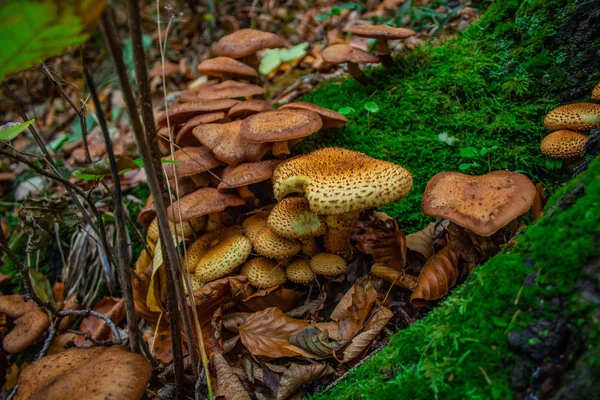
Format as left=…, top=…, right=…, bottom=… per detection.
left=370, top=264, right=418, bottom=290
left=352, top=211, right=407, bottom=270
left=223, top=312, right=252, bottom=334
left=446, top=222, right=481, bottom=265
left=342, top=307, right=393, bottom=362
left=405, top=222, right=436, bottom=260
left=289, top=327, right=343, bottom=357
left=330, top=282, right=378, bottom=340
left=240, top=286, right=302, bottom=312
left=286, top=296, right=325, bottom=319
left=73, top=297, right=125, bottom=347
left=213, top=353, right=251, bottom=400
left=410, top=245, right=460, bottom=307
left=276, top=363, right=335, bottom=400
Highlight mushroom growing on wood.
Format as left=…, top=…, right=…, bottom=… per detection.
left=348, top=24, right=416, bottom=66
left=543, top=103, right=600, bottom=131
left=540, top=130, right=589, bottom=159
left=321, top=44, right=380, bottom=85
left=197, top=56, right=259, bottom=81
left=215, top=28, right=286, bottom=67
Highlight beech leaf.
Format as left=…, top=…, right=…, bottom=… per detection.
left=342, top=307, right=393, bottom=362
left=241, top=286, right=302, bottom=312
left=73, top=297, right=125, bottom=347
left=330, top=282, right=377, bottom=340
left=213, top=353, right=251, bottom=400
left=289, top=327, right=343, bottom=357
left=18, top=197, right=78, bottom=252
left=405, top=222, right=436, bottom=260
left=353, top=211, right=407, bottom=271
left=410, top=245, right=460, bottom=307
left=276, top=363, right=335, bottom=400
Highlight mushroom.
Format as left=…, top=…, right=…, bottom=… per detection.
left=215, top=29, right=286, bottom=67
left=309, top=252, right=347, bottom=277
left=14, top=345, right=151, bottom=400
left=0, top=294, right=38, bottom=318
left=348, top=24, right=416, bottom=66
left=194, top=80, right=265, bottom=100
left=146, top=215, right=206, bottom=245
left=197, top=57, right=259, bottom=81
left=175, top=112, right=228, bottom=147
left=193, top=120, right=272, bottom=166
left=161, top=146, right=223, bottom=182
left=267, top=197, right=326, bottom=253
left=321, top=44, right=380, bottom=85
left=540, top=130, right=589, bottom=159
left=286, top=259, right=315, bottom=284
left=137, top=195, right=155, bottom=229
left=228, top=100, right=275, bottom=120
left=242, top=212, right=301, bottom=260
left=592, top=82, right=600, bottom=101
left=166, top=187, right=245, bottom=223
left=4, top=309, right=50, bottom=353
left=217, top=159, right=281, bottom=203
left=241, top=257, right=286, bottom=288
left=543, top=103, right=600, bottom=131
left=279, top=102, right=348, bottom=129
left=156, top=99, right=240, bottom=127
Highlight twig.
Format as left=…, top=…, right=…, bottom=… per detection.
left=85, top=69, right=141, bottom=354
left=36, top=319, right=59, bottom=359
left=67, top=329, right=116, bottom=346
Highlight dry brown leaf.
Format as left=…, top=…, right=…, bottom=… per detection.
left=342, top=307, right=393, bottom=362
left=532, top=182, right=545, bottom=221
left=370, top=264, right=418, bottom=290
left=73, top=297, right=125, bottom=347
left=330, top=283, right=377, bottom=340
left=213, top=353, right=251, bottom=400
left=289, top=327, right=343, bottom=357
left=223, top=312, right=252, bottom=334
left=446, top=222, right=481, bottom=265
left=240, top=286, right=302, bottom=312
left=352, top=211, right=406, bottom=271
left=132, top=250, right=164, bottom=329
left=286, top=297, right=325, bottom=319
left=410, top=245, right=460, bottom=307
left=405, top=222, right=436, bottom=259
left=145, top=329, right=173, bottom=364
left=276, top=363, right=335, bottom=400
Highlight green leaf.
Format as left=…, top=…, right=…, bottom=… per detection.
left=338, top=107, right=355, bottom=116
left=259, top=48, right=282, bottom=76
left=18, top=197, right=78, bottom=252
left=29, top=269, right=55, bottom=307
left=279, top=43, right=309, bottom=62
left=0, top=120, right=34, bottom=141
left=48, top=135, right=70, bottom=151
left=0, top=1, right=91, bottom=81
left=458, top=163, right=479, bottom=171
left=459, top=147, right=479, bottom=158
left=364, top=102, right=380, bottom=113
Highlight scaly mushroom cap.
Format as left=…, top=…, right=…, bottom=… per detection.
left=348, top=24, right=416, bottom=40
left=0, top=294, right=37, bottom=318
left=215, top=29, right=286, bottom=59
left=279, top=102, right=348, bottom=129
left=3, top=309, right=50, bottom=353
left=273, top=147, right=413, bottom=215
left=146, top=215, right=206, bottom=244
left=540, top=130, right=589, bottom=159
left=185, top=228, right=226, bottom=272
left=175, top=112, right=227, bottom=147
left=228, top=100, right=275, bottom=119
left=194, top=226, right=253, bottom=283
left=218, top=160, right=281, bottom=190
left=286, top=259, right=315, bottom=284
left=167, top=187, right=244, bottom=222
left=240, top=109, right=323, bottom=143
left=241, top=258, right=286, bottom=288
left=193, top=120, right=272, bottom=166
left=321, top=44, right=381, bottom=64
left=197, top=56, right=259, bottom=79
left=14, top=345, right=151, bottom=400
left=309, top=253, right=347, bottom=276
left=267, top=197, right=326, bottom=239
left=422, top=171, right=537, bottom=237
left=543, top=103, right=600, bottom=131
left=592, top=82, right=600, bottom=101
left=156, top=99, right=239, bottom=127
left=195, top=80, right=265, bottom=100
left=242, top=212, right=301, bottom=259
left=161, top=146, right=223, bottom=179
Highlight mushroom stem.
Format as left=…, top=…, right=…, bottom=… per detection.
left=236, top=185, right=255, bottom=201
left=375, top=39, right=394, bottom=66
left=273, top=140, right=291, bottom=158
left=347, top=62, right=371, bottom=85
left=324, top=212, right=360, bottom=259
left=465, top=230, right=499, bottom=259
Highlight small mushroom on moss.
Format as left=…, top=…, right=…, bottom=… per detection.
left=241, top=257, right=287, bottom=288
left=348, top=24, right=416, bottom=66
left=540, top=130, right=589, bottom=159
left=286, top=259, right=315, bottom=284
left=543, top=103, right=600, bottom=131
left=197, top=57, right=259, bottom=81
left=321, top=44, right=380, bottom=85
left=215, top=29, right=286, bottom=67
left=309, top=253, right=347, bottom=277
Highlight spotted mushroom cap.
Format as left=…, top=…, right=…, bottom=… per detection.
left=272, top=147, right=413, bottom=215
left=195, top=80, right=265, bottom=100
left=267, top=197, right=326, bottom=239
left=156, top=99, right=239, bottom=127
left=240, top=109, right=323, bottom=143
left=321, top=44, right=381, bottom=64
left=242, top=212, right=301, bottom=259
left=286, top=259, right=315, bottom=284
left=540, top=130, right=589, bottom=159
left=3, top=309, right=50, bottom=353
left=348, top=24, right=416, bottom=40
left=175, top=112, right=227, bottom=147
left=422, top=171, right=537, bottom=237
left=146, top=215, right=206, bottom=244
left=543, top=103, right=600, bottom=131
left=309, top=253, right=347, bottom=276
left=228, top=100, right=275, bottom=119
left=166, top=187, right=244, bottom=222
left=193, top=120, right=272, bottom=166
left=194, top=226, right=253, bottom=283
left=197, top=57, right=259, bottom=79
left=161, top=146, right=223, bottom=180
left=592, top=82, right=600, bottom=101
left=279, top=102, right=348, bottom=129
left=218, top=159, right=281, bottom=190
left=241, top=258, right=286, bottom=288
left=215, top=29, right=286, bottom=59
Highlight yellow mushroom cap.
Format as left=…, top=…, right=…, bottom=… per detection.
left=241, top=258, right=286, bottom=288
left=286, top=259, right=315, bottom=284
left=197, top=56, right=259, bottom=79
left=215, top=29, right=286, bottom=59
left=309, top=253, right=347, bottom=276
left=543, top=103, right=600, bottom=131
left=592, top=82, right=600, bottom=101
left=242, top=212, right=301, bottom=259
left=540, top=130, right=588, bottom=159
left=195, top=80, right=265, bottom=100
left=146, top=215, right=206, bottom=244
left=240, top=109, right=323, bottom=143
left=194, top=226, right=253, bottom=283
left=422, top=171, right=536, bottom=237
left=242, top=212, right=269, bottom=242
left=267, top=197, right=326, bottom=239
left=279, top=102, right=348, bottom=129
left=272, top=147, right=413, bottom=215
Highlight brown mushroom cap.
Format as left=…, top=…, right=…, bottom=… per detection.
left=267, top=197, right=326, bottom=239
left=197, top=57, right=259, bottom=79
left=161, top=146, right=223, bottom=180
left=592, top=82, right=600, bottom=101
left=167, top=187, right=244, bottom=222
left=348, top=24, right=416, bottom=40
left=309, top=253, right=347, bottom=276
left=543, top=103, right=600, bottom=131
left=273, top=147, right=413, bottom=215
left=195, top=80, right=265, bottom=100
left=215, top=29, right=286, bottom=59
left=175, top=112, right=228, bottom=147
left=228, top=100, right=275, bottom=119
left=321, top=44, right=381, bottom=64
left=279, top=102, right=348, bottom=129
left=156, top=99, right=239, bottom=127
left=137, top=195, right=155, bottom=229
left=241, top=258, right=286, bottom=288
left=240, top=109, right=323, bottom=143
left=540, top=130, right=589, bottom=159
left=0, top=294, right=37, bottom=318
left=218, top=159, right=281, bottom=190
left=422, top=171, right=537, bottom=237
left=193, top=120, right=272, bottom=166
left=3, top=309, right=50, bottom=353
left=14, top=345, right=151, bottom=400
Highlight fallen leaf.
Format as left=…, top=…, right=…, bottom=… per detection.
left=370, top=264, right=418, bottom=290
left=240, top=286, right=302, bottom=312
left=330, top=282, right=378, bottom=340
left=223, top=312, right=252, bottom=334
left=213, top=353, right=251, bottom=400
left=286, top=296, right=325, bottom=319
left=342, top=307, right=393, bottom=362
left=410, top=245, right=460, bottom=307
left=532, top=182, right=545, bottom=221
left=405, top=222, right=436, bottom=260
left=18, top=197, right=78, bottom=252
left=352, top=211, right=406, bottom=271
left=73, top=297, right=125, bottom=347
left=276, top=363, right=335, bottom=400
left=289, top=327, right=343, bottom=357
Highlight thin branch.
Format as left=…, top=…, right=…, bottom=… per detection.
left=36, top=319, right=58, bottom=359
left=67, top=329, right=116, bottom=346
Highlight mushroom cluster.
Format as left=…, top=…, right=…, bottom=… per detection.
left=540, top=83, right=600, bottom=160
